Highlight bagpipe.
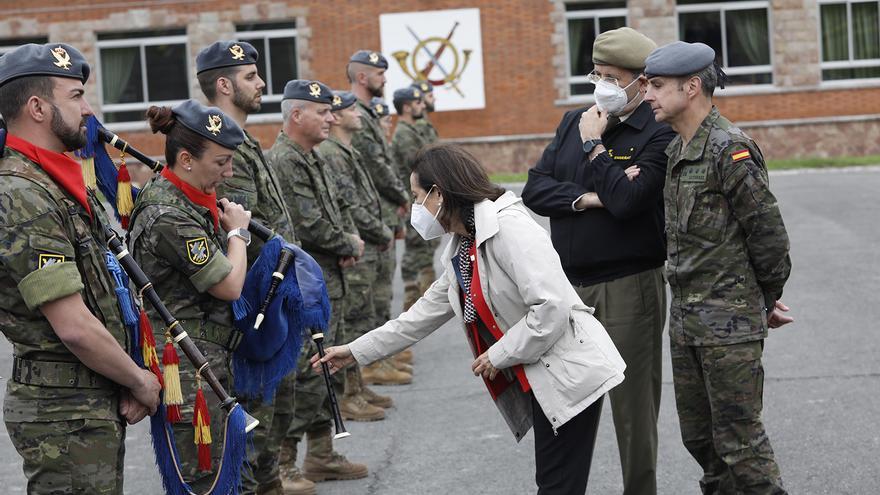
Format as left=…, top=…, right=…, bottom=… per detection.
left=88, top=119, right=349, bottom=441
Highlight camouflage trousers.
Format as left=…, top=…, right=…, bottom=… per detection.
left=237, top=396, right=277, bottom=493
left=401, top=226, right=439, bottom=281
left=374, top=245, right=395, bottom=325
left=342, top=251, right=379, bottom=343
left=7, top=417, right=125, bottom=494
left=670, top=339, right=786, bottom=495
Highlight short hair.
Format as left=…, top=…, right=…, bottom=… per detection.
left=346, top=62, right=370, bottom=83
left=0, top=76, right=55, bottom=122
left=281, top=98, right=308, bottom=121
left=688, top=65, right=717, bottom=97
left=197, top=65, right=241, bottom=102
left=393, top=99, right=407, bottom=115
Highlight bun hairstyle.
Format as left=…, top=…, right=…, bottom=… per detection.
left=145, top=105, right=207, bottom=167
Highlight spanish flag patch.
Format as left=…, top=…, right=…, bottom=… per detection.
left=731, top=149, right=751, bottom=162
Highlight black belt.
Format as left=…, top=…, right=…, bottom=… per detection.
left=12, top=356, right=115, bottom=389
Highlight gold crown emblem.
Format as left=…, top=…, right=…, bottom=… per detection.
left=229, top=44, right=245, bottom=61
left=332, top=95, right=342, bottom=107
left=51, top=46, right=72, bottom=70
left=309, top=83, right=322, bottom=98
left=369, top=52, right=379, bottom=64
left=206, top=114, right=223, bottom=136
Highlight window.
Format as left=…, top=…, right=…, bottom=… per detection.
left=97, top=29, right=189, bottom=124
left=0, top=36, right=49, bottom=57
left=819, top=1, right=880, bottom=81
left=236, top=21, right=299, bottom=115
left=565, top=1, right=627, bottom=97
left=677, top=0, right=773, bottom=86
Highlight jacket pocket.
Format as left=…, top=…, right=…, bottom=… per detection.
left=681, top=191, right=727, bottom=245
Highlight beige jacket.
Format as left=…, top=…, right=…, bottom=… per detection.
left=349, top=191, right=625, bottom=437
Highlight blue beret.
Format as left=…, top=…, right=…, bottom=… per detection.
left=0, top=43, right=90, bottom=87
left=282, top=79, right=333, bottom=104
left=393, top=86, right=422, bottom=104
left=645, top=41, right=716, bottom=78
left=171, top=99, right=244, bottom=150
left=411, top=80, right=433, bottom=93
left=196, top=40, right=259, bottom=74
left=349, top=50, right=388, bottom=69
left=370, top=97, right=389, bottom=117
left=331, top=91, right=357, bottom=111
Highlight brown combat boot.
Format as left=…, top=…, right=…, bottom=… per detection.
left=403, top=281, right=420, bottom=311
left=359, top=384, right=393, bottom=408
left=303, top=427, right=369, bottom=482
left=361, top=359, right=412, bottom=385
left=340, top=366, right=385, bottom=421
left=389, top=356, right=413, bottom=374
left=277, top=438, right=316, bottom=495
left=396, top=348, right=414, bottom=364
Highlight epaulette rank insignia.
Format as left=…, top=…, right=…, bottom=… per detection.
left=38, top=253, right=65, bottom=269
left=731, top=149, right=751, bottom=162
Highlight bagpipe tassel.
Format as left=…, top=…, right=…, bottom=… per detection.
left=162, top=331, right=183, bottom=423
left=193, top=376, right=213, bottom=472
left=81, top=155, right=97, bottom=190
left=116, top=162, right=134, bottom=229
left=140, top=309, right=164, bottom=387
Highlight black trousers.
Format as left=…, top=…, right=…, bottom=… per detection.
left=533, top=394, right=604, bottom=495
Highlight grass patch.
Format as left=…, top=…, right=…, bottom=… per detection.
left=490, top=155, right=880, bottom=183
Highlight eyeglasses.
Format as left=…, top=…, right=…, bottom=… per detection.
left=586, top=71, right=623, bottom=87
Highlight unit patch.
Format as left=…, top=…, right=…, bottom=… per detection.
left=186, top=237, right=210, bottom=265
left=38, top=253, right=66, bottom=269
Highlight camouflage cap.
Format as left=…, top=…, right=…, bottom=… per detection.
left=330, top=91, right=357, bottom=111
left=349, top=49, right=388, bottom=69
left=172, top=99, right=245, bottom=150
left=645, top=41, right=716, bottom=78
left=0, top=43, right=90, bottom=87
left=196, top=40, right=259, bottom=74
left=370, top=97, right=389, bottom=117
left=411, top=80, right=433, bottom=93
left=393, top=86, right=422, bottom=104
left=282, top=79, right=333, bottom=104
left=592, top=27, right=657, bottom=70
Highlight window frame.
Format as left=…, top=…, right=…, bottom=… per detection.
left=817, top=0, right=880, bottom=85
left=0, top=37, right=49, bottom=55
left=563, top=4, right=629, bottom=101
left=95, top=32, right=191, bottom=128
left=676, top=0, right=775, bottom=91
left=234, top=24, right=299, bottom=123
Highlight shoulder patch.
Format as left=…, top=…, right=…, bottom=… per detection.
left=38, top=253, right=66, bottom=269
left=731, top=149, right=751, bottom=162
left=186, top=237, right=210, bottom=265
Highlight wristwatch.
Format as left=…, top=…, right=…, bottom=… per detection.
left=582, top=138, right=603, bottom=154
left=226, top=228, right=251, bottom=246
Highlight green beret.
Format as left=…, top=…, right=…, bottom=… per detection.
left=172, top=99, right=244, bottom=150
left=0, top=43, right=90, bottom=87
left=592, top=27, right=657, bottom=70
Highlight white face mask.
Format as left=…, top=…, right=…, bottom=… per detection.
left=593, top=77, right=639, bottom=116
left=410, top=187, right=445, bottom=240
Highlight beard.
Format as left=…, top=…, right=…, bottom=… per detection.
left=368, top=83, right=384, bottom=98
left=232, top=80, right=262, bottom=113
left=425, top=101, right=435, bottom=112
left=50, top=104, right=87, bottom=151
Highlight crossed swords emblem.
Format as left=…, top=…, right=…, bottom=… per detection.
left=393, top=22, right=472, bottom=97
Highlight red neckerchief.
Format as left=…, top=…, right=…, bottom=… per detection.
left=5, top=133, right=92, bottom=218
left=160, top=167, right=219, bottom=229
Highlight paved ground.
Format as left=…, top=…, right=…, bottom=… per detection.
left=0, top=167, right=878, bottom=493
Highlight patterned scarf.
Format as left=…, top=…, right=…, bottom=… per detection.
left=458, top=207, right=478, bottom=324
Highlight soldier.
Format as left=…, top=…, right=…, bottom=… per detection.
left=195, top=39, right=299, bottom=495
left=267, top=79, right=368, bottom=488
left=644, top=41, right=793, bottom=494
left=0, top=43, right=161, bottom=493
left=391, top=86, right=437, bottom=314
left=521, top=28, right=674, bottom=495
left=348, top=50, right=413, bottom=385
left=128, top=100, right=250, bottom=492
left=318, top=90, right=396, bottom=420
left=410, top=80, right=439, bottom=142
left=371, top=97, right=393, bottom=143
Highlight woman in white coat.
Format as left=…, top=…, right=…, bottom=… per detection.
left=312, top=144, right=625, bottom=494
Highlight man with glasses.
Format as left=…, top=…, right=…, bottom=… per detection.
left=522, top=27, right=675, bottom=495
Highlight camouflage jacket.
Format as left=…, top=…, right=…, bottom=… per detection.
left=318, top=137, right=393, bottom=254
left=267, top=133, right=359, bottom=299
left=351, top=100, right=409, bottom=229
left=128, top=175, right=234, bottom=339
left=0, top=147, right=128, bottom=422
left=415, top=117, right=439, bottom=143
left=665, top=107, right=791, bottom=346
left=391, top=120, right=430, bottom=187
left=216, top=129, right=298, bottom=263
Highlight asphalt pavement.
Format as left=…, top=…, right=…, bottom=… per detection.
left=0, top=167, right=878, bottom=494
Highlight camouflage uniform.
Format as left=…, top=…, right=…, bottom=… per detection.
left=128, top=174, right=235, bottom=492
left=414, top=117, right=439, bottom=142
left=0, top=146, right=129, bottom=494
left=391, top=119, right=439, bottom=309
left=665, top=107, right=791, bottom=495
left=319, top=136, right=393, bottom=342
left=351, top=100, right=409, bottom=324
left=266, top=132, right=359, bottom=454
left=214, top=128, right=299, bottom=491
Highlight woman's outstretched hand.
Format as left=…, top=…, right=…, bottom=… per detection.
left=471, top=351, right=499, bottom=380
left=310, top=345, right=356, bottom=375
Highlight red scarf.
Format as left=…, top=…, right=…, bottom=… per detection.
left=5, top=134, right=92, bottom=218
left=160, top=167, right=219, bottom=230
